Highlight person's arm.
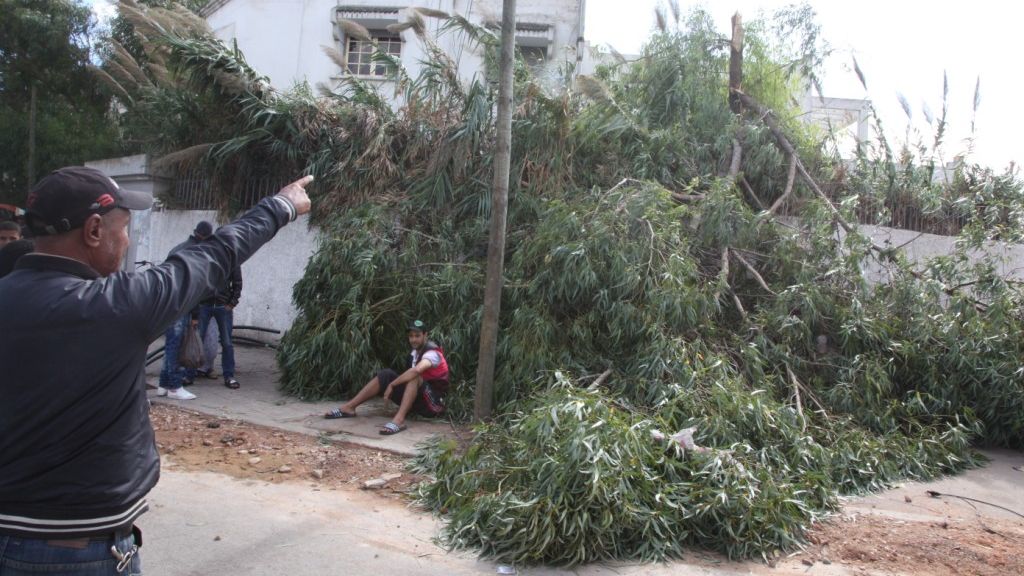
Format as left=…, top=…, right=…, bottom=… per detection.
left=227, top=265, right=242, bottom=309
left=382, top=357, right=436, bottom=398
left=126, top=176, right=312, bottom=342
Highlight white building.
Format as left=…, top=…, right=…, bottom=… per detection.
left=200, top=0, right=588, bottom=91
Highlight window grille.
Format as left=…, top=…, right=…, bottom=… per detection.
left=346, top=33, right=401, bottom=77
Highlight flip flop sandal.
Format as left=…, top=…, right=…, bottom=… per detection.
left=324, top=409, right=357, bottom=419
left=379, top=422, right=407, bottom=435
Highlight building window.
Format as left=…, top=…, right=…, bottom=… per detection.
left=346, top=32, right=401, bottom=77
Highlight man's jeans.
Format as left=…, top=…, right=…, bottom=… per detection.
left=200, top=322, right=219, bottom=373
left=158, top=315, right=194, bottom=390
left=199, top=305, right=235, bottom=379
left=0, top=533, right=141, bottom=575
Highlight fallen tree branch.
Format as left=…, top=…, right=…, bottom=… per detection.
left=713, top=246, right=730, bottom=304
left=715, top=247, right=747, bottom=319
left=729, top=138, right=743, bottom=179
left=740, top=176, right=766, bottom=210
left=730, top=289, right=747, bottom=320
left=731, top=250, right=776, bottom=295
left=586, top=368, right=614, bottom=391
left=672, top=193, right=706, bottom=203
left=733, top=89, right=990, bottom=312
left=605, top=177, right=641, bottom=195
left=785, top=363, right=806, bottom=432
left=735, top=92, right=854, bottom=233
left=766, top=154, right=798, bottom=215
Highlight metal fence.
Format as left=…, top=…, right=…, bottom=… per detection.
left=167, top=170, right=294, bottom=211
left=168, top=171, right=988, bottom=238
left=774, top=192, right=976, bottom=237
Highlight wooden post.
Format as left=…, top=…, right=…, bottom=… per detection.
left=473, top=0, right=516, bottom=422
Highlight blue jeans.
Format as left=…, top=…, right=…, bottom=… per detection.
left=0, top=532, right=141, bottom=575
left=199, top=305, right=234, bottom=379
left=158, top=316, right=194, bottom=390
left=199, top=321, right=219, bottom=373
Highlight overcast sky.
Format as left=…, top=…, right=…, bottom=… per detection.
left=89, top=0, right=1020, bottom=170
left=587, top=0, right=1022, bottom=171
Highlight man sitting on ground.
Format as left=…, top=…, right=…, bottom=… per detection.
left=324, top=319, right=449, bottom=435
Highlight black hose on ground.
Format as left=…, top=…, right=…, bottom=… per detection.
left=926, top=490, right=1024, bottom=519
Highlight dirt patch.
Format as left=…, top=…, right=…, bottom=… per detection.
left=794, top=512, right=1024, bottom=575
left=150, top=404, right=422, bottom=498
left=151, top=404, right=1023, bottom=575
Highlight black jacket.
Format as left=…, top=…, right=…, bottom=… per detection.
left=170, top=235, right=242, bottom=308
left=205, top=263, right=242, bottom=307
left=0, top=195, right=296, bottom=538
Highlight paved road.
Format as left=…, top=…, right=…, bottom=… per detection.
left=138, top=466, right=767, bottom=576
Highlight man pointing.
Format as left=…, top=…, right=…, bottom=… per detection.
left=0, top=167, right=312, bottom=574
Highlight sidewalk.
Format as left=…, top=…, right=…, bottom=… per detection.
left=146, top=339, right=455, bottom=456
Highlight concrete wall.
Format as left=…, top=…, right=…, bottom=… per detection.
left=204, top=0, right=584, bottom=91
left=143, top=210, right=318, bottom=337
left=859, top=224, right=1024, bottom=285
left=85, top=154, right=318, bottom=337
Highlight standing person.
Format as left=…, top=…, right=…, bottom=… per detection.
left=156, top=221, right=214, bottom=400
left=0, top=220, right=22, bottom=245
left=324, top=319, right=450, bottom=435
left=0, top=239, right=33, bottom=278
left=198, top=229, right=243, bottom=389
left=0, top=166, right=312, bottom=574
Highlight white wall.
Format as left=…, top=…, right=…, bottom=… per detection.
left=204, top=0, right=584, bottom=91
left=87, top=154, right=318, bottom=339
left=141, top=209, right=318, bottom=338
left=858, top=224, right=1024, bottom=285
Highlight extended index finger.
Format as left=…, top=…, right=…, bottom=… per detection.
left=290, top=175, right=315, bottom=189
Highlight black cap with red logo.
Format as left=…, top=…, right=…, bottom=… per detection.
left=25, top=166, right=153, bottom=236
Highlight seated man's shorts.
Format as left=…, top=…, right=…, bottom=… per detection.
left=375, top=369, right=446, bottom=416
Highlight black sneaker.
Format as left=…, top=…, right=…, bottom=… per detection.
left=182, top=377, right=194, bottom=387
left=224, top=378, right=240, bottom=389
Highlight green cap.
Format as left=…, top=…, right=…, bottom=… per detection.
left=407, top=319, right=428, bottom=332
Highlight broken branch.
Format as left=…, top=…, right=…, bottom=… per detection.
left=731, top=250, right=776, bottom=295
left=766, top=154, right=798, bottom=215
left=586, top=368, right=614, bottom=391
left=785, top=363, right=806, bottom=432
left=740, top=177, right=766, bottom=210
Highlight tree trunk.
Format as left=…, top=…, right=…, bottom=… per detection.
left=473, top=0, right=516, bottom=422
left=728, top=13, right=744, bottom=115
left=27, top=83, right=38, bottom=191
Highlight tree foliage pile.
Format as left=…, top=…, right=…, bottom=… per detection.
left=109, top=1, right=1024, bottom=564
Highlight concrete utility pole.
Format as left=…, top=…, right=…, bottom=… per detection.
left=473, top=0, right=516, bottom=422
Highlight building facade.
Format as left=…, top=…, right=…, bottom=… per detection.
left=200, top=0, right=587, bottom=91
